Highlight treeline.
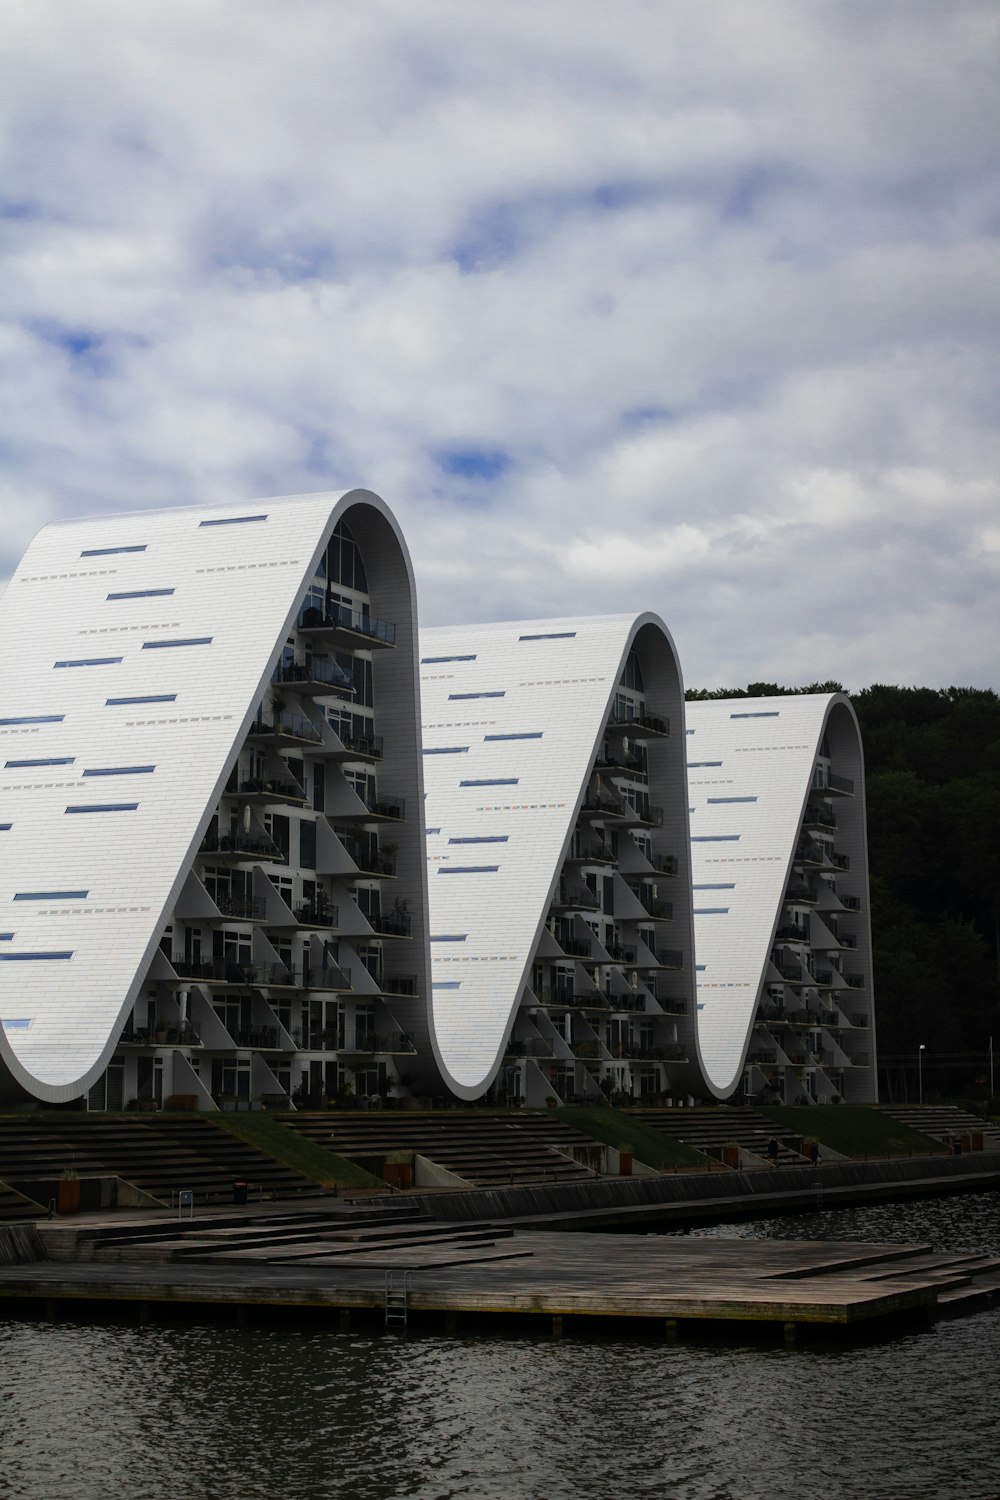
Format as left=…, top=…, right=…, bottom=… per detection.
left=685, top=683, right=1000, bottom=1102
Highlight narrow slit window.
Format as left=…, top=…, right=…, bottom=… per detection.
left=54, top=657, right=122, bottom=669
left=438, top=865, right=500, bottom=874
left=4, top=757, right=75, bottom=769
left=141, top=638, right=212, bottom=650
left=518, top=631, right=576, bottom=641
left=422, top=747, right=470, bottom=755
left=80, top=545, right=146, bottom=557
left=421, top=655, right=476, bottom=664
left=484, top=732, right=542, bottom=741
left=106, top=694, right=177, bottom=706
left=199, top=515, right=268, bottom=527
left=64, top=803, right=139, bottom=814
left=82, top=765, right=155, bottom=777
left=14, top=891, right=88, bottom=902
left=448, top=692, right=505, bottom=701
left=106, top=588, right=175, bottom=600
left=459, top=778, right=518, bottom=787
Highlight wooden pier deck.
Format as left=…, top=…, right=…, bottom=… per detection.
left=3, top=1208, right=999, bottom=1341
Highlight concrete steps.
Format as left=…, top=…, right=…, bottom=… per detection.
left=626, top=1107, right=809, bottom=1166
left=880, top=1106, right=1000, bottom=1153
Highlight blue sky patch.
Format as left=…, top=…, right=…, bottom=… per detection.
left=436, top=447, right=510, bottom=481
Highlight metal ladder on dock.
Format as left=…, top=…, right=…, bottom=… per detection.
left=384, top=1271, right=412, bottom=1331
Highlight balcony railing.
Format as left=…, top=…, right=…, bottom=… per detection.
left=804, top=806, right=837, bottom=829
left=370, top=911, right=412, bottom=938
left=233, top=776, right=307, bottom=804
left=339, top=836, right=396, bottom=876
left=171, top=957, right=350, bottom=990
left=273, top=659, right=354, bottom=694
left=607, top=711, right=669, bottom=737
left=785, top=885, right=817, bottom=904
left=293, top=902, right=338, bottom=927
left=653, top=948, right=683, bottom=970
left=566, top=841, right=616, bottom=863
left=646, top=852, right=678, bottom=876
left=604, top=943, right=636, bottom=964
left=559, top=937, right=593, bottom=958
left=830, top=851, right=850, bottom=871
left=214, top=896, right=267, bottom=921
left=552, top=883, right=602, bottom=911
left=231, top=1026, right=281, bottom=1050
left=249, top=711, right=323, bottom=745
left=828, top=772, right=854, bottom=794
left=629, top=803, right=664, bottom=828
left=338, top=731, right=384, bottom=760
left=595, top=749, right=647, bottom=774
left=199, top=830, right=284, bottom=861
left=380, top=973, right=418, bottom=996
left=363, top=793, right=405, bottom=821
left=841, top=895, right=862, bottom=912
left=844, top=973, right=866, bottom=989
left=581, top=790, right=628, bottom=817
left=299, top=602, right=396, bottom=645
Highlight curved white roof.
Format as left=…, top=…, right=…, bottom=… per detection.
left=0, top=489, right=425, bottom=1103
left=419, top=613, right=693, bottom=1099
left=685, top=693, right=870, bottom=1096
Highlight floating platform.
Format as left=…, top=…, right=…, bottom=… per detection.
left=2, top=1206, right=999, bottom=1344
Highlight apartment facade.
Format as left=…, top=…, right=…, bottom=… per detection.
left=686, top=694, right=877, bottom=1104
left=0, top=491, right=433, bottom=1110
left=419, top=615, right=698, bottom=1106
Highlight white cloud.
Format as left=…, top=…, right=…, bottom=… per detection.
left=0, top=0, right=997, bottom=691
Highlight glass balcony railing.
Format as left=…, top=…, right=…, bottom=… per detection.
left=299, top=602, right=396, bottom=645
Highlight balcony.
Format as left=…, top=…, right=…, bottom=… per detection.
left=827, top=772, right=855, bottom=795
left=840, top=894, right=862, bottom=912
left=370, top=910, right=412, bottom=938
left=626, top=887, right=674, bottom=921
left=580, top=789, right=628, bottom=818
left=333, top=730, right=384, bottom=762
left=607, top=711, right=670, bottom=738
left=558, top=936, right=593, bottom=958
left=339, top=836, right=396, bottom=877
left=171, top=957, right=350, bottom=990
left=774, top=924, right=808, bottom=944
left=119, top=1023, right=202, bottom=1048
left=795, top=841, right=827, bottom=866
left=198, top=830, right=284, bottom=862
left=830, top=851, right=850, bottom=871
left=273, top=658, right=355, bottom=698
left=298, top=602, right=396, bottom=647
left=803, top=805, right=837, bottom=830
left=230, top=775, right=307, bottom=808
left=595, top=748, right=647, bottom=775
left=785, top=884, right=817, bottom=905
left=537, top=989, right=609, bottom=1010
left=603, top=942, right=636, bottom=964
left=645, top=851, right=678, bottom=876
left=551, top=882, right=602, bottom=912
left=292, top=901, right=339, bottom=929
left=210, top=895, right=267, bottom=922
left=380, top=973, right=418, bottom=997
left=844, top=973, right=866, bottom=989
left=247, top=711, right=324, bottom=747
left=655, top=996, right=687, bottom=1015
left=630, top=803, right=664, bottom=828
left=565, top=841, right=616, bottom=864
left=231, top=1026, right=281, bottom=1051
left=650, top=948, right=683, bottom=970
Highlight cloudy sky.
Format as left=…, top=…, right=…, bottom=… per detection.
left=2, top=1, right=997, bottom=689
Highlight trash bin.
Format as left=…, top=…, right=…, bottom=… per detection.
left=233, top=1179, right=249, bottom=1205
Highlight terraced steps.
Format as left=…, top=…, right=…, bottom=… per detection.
left=625, top=1107, right=809, bottom=1167
left=880, top=1106, right=1000, bottom=1153
left=282, top=1111, right=602, bottom=1186
left=0, top=1115, right=327, bottom=1207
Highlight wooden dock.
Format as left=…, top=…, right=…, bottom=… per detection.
left=2, top=1207, right=999, bottom=1343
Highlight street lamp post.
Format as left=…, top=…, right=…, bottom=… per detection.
left=918, top=1043, right=926, bottom=1106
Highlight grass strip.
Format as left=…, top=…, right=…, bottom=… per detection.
left=761, top=1104, right=947, bottom=1158
left=560, top=1105, right=714, bottom=1170
left=208, top=1113, right=383, bottom=1188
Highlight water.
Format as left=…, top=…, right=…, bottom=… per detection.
left=1, top=1195, right=998, bottom=1500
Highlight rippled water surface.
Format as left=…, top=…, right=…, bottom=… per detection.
left=1, top=1195, right=998, bottom=1500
